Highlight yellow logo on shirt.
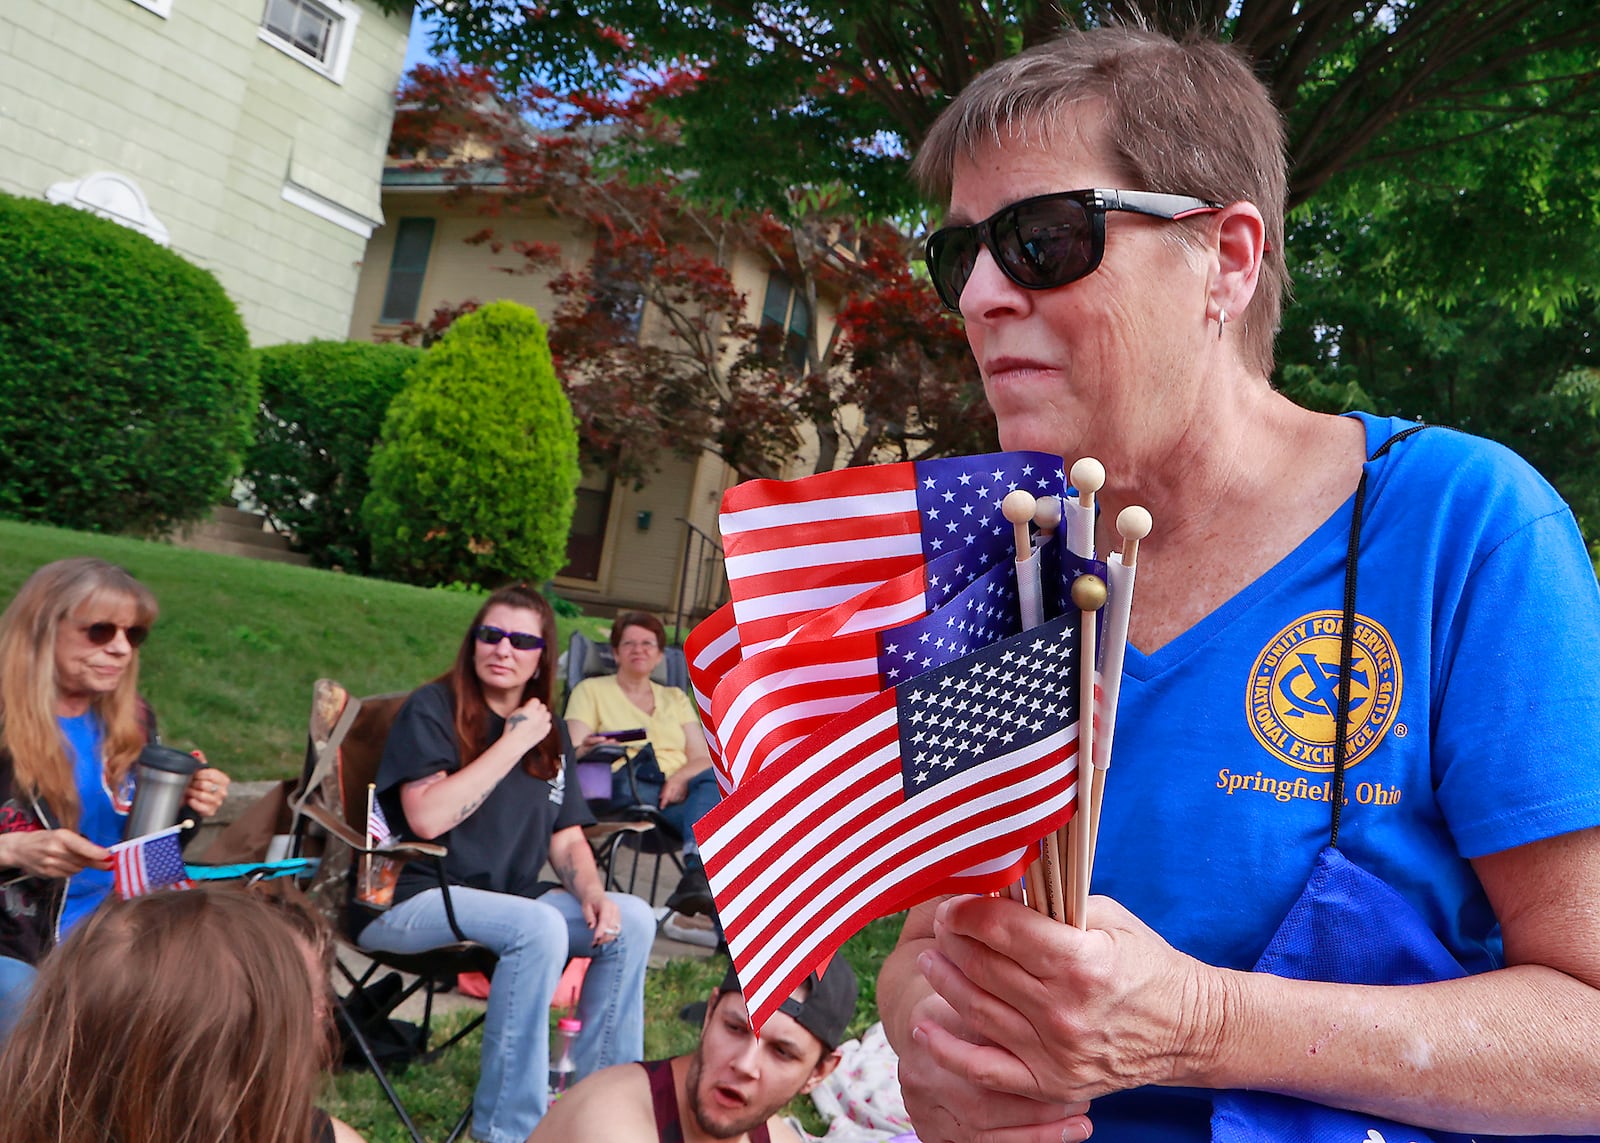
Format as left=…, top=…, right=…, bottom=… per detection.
left=1246, top=611, right=1402, bottom=772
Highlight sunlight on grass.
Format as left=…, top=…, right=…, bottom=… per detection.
left=0, top=519, right=612, bottom=781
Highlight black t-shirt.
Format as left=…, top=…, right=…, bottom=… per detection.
left=374, top=682, right=593, bottom=909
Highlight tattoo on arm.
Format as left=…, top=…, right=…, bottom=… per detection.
left=553, top=853, right=581, bottom=891
left=450, top=789, right=490, bottom=827
left=508, top=713, right=528, bottom=731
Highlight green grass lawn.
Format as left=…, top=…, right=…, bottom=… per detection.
left=0, top=519, right=611, bottom=782
left=3, top=518, right=904, bottom=1139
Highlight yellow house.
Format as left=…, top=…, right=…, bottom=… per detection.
left=0, top=0, right=413, bottom=346
left=348, top=164, right=842, bottom=626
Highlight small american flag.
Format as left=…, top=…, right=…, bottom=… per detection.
left=712, top=552, right=1030, bottom=788
left=719, top=451, right=1067, bottom=653
left=710, top=535, right=1098, bottom=790
left=110, top=827, right=194, bottom=898
left=697, top=611, right=1084, bottom=1034
left=368, top=795, right=395, bottom=848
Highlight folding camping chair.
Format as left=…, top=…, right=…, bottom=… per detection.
left=563, top=631, right=693, bottom=903
left=291, top=678, right=494, bottom=1143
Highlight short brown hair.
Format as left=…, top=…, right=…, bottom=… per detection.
left=0, top=886, right=332, bottom=1143
left=610, top=611, right=666, bottom=652
left=912, top=26, right=1288, bottom=375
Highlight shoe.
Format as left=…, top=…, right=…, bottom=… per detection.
left=664, top=862, right=715, bottom=917
left=662, top=910, right=721, bottom=949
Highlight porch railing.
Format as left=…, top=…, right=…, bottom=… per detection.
left=671, top=517, right=728, bottom=646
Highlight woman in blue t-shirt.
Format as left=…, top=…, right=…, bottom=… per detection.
left=879, top=26, right=1600, bottom=1143
left=0, top=558, right=231, bottom=1037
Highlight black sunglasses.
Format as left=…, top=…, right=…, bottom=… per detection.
left=474, top=624, right=545, bottom=652
left=83, top=621, right=149, bottom=647
left=924, top=188, right=1222, bottom=312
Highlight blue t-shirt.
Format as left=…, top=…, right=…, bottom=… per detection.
left=1088, top=413, right=1600, bottom=1138
left=57, top=713, right=129, bottom=936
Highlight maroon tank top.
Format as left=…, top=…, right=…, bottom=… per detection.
left=641, top=1058, right=773, bottom=1143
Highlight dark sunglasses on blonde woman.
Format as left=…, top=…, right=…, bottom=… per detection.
left=924, top=187, right=1220, bottom=311
left=82, top=622, right=149, bottom=647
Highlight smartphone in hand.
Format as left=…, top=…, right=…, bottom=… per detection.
left=597, top=728, right=648, bottom=743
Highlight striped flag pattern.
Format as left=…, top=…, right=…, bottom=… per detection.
left=712, top=552, right=1031, bottom=788
left=699, top=613, right=1084, bottom=1032
left=719, top=452, right=1066, bottom=653
left=111, top=826, right=194, bottom=898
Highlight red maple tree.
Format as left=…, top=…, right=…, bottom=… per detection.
left=388, top=60, right=996, bottom=483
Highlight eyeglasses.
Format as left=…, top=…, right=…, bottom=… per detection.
left=617, top=640, right=660, bottom=652
left=923, top=188, right=1222, bottom=312
left=474, top=625, right=545, bottom=652
left=82, top=622, right=149, bottom=647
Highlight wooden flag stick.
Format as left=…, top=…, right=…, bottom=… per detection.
left=1060, top=459, right=1105, bottom=929
left=362, top=782, right=377, bottom=902
left=1003, top=490, right=1043, bottom=629
left=1086, top=506, right=1152, bottom=874
left=1069, top=572, right=1105, bottom=927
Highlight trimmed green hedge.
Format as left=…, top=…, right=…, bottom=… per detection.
left=244, top=340, right=422, bottom=572
left=0, top=193, right=256, bottom=534
left=363, top=301, right=580, bottom=587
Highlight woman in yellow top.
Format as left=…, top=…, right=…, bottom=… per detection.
left=565, top=612, right=718, bottom=933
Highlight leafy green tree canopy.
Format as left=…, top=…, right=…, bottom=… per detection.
left=363, top=300, right=581, bottom=587
left=0, top=193, right=256, bottom=535
left=397, top=1, right=1600, bottom=218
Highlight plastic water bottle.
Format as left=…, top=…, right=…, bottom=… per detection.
left=548, top=1016, right=581, bottom=1101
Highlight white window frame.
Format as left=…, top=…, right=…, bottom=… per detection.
left=258, top=0, right=361, bottom=85
left=127, top=0, right=173, bottom=18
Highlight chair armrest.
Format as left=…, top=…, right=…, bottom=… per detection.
left=300, top=801, right=446, bottom=858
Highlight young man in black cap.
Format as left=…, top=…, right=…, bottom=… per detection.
left=528, top=958, right=857, bottom=1143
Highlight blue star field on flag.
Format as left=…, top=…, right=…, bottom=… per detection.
left=913, top=453, right=1069, bottom=557
left=898, top=612, right=1081, bottom=797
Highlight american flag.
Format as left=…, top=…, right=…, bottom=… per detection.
left=110, top=827, right=194, bottom=898
left=685, top=601, right=741, bottom=781
left=719, top=451, right=1066, bottom=653
left=368, top=796, right=395, bottom=848
left=697, top=612, right=1084, bottom=1033
left=712, top=552, right=1030, bottom=788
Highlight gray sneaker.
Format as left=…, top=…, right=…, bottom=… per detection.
left=661, top=910, right=721, bottom=949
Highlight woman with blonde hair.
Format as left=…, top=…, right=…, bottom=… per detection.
left=0, top=884, right=364, bottom=1143
left=0, top=557, right=230, bottom=1035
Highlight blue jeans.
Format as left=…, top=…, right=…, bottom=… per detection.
left=0, top=955, right=37, bottom=1041
left=612, top=766, right=720, bottom=856
left=357, top=886, right=654, bottom=1143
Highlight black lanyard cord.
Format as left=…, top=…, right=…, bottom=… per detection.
left=1330, top=424, right=1428, bottom=849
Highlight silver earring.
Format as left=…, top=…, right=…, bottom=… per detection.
left=1217, top=309, right=1227, bottom=340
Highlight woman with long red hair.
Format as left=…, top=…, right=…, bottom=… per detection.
left=356, top=582, right=653, bottom=1143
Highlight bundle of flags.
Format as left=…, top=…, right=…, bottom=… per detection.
left=110, top=824, right=195, bottom=898
left=689, top=451, right=1114, bottom=1031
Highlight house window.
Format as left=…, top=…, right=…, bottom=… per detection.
left=587, top=251, right=646, bottom=339
left=378, top=218, right=436, bottom=325
left=127, top=0, right=173, bottom=17
left=760, top=275, right=811, bottom=371
left=259, top=0, right=360, bottom=84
